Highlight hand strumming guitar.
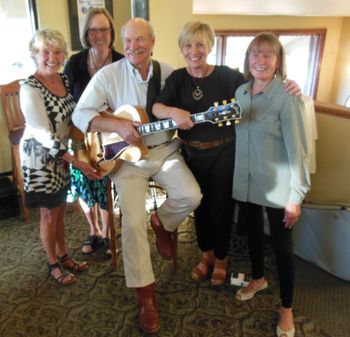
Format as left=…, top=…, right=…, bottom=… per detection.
left=89, top=114, right=142, bottom=146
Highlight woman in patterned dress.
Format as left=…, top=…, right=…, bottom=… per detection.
left=64, top=8, right=123, bottom=256
left=19, top=29, right=100, bottom=285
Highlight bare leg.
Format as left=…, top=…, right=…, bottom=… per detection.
left=79, top=199, right=101, bottom=235
left=40, top=206, right=60, bottom=264
left=55, top=202, right=67, bottom=257
left=40, top=204, right=75, bottom=284
left=99, top=206, right=112, bottom=256
left=79, top=199, right=101, bottom=253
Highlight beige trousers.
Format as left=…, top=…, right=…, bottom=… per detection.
left=110, top=139, right=202, bottom=288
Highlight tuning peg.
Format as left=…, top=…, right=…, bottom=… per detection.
left=218, top=122, right=223, bottom=127
left=226, top=121, right=231, bottom=126
left=214, top=102, right=219, bottom=107
left=222, top=100, right=227, bottom=105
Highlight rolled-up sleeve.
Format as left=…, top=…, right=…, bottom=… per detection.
left=72, top=74, right=109, bottom=133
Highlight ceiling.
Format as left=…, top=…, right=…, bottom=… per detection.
left=193, top=0, right=350, bottom=16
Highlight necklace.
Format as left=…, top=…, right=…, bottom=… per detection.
left=192, top=78, right=205, bottom=100
left=89, top=49, right=110, bottom=70
left=188, top=65, right=211, bottom=101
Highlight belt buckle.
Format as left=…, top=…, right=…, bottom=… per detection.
left=193, top=140, right=201, bottom=148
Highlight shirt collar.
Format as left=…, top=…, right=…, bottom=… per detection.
left=243, top=77, right=281, bottom=99
left=126, top=59, right=153, bottom=83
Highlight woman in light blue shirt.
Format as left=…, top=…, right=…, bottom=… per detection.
left=233, top=33, right=310, bottom=337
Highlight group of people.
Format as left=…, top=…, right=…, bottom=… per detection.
left=19, top=7, right=310, bottom=337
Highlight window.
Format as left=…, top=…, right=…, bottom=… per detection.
left=0, top=0, right=38, bottom=84
left=210, top=30, right=326, bottom=98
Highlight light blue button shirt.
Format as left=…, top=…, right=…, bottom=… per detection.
left=233, top=78, right=311, bottom=208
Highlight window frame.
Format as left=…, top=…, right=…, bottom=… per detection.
left=214, top=29, right=326, bottom=99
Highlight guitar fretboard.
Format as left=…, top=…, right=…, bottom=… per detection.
left=137, top=113, right=208, bottom=136
left=136, top=102, right=241, bottom=136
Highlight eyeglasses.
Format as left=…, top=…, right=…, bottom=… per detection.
left=88, top=27, right=112, bottom=35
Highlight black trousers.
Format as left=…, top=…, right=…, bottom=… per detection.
left=182, top=142, right=234, bottom=259
left=239, top=202, right=295, bottom=308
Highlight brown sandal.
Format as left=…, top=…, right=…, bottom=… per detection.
left=210, top=258, right=227, bottom=286
left=191, top=254, right=214, bottom=281
left=58, top=254, right=89, bottom=272
left=48, top=262, right=75, bottom=285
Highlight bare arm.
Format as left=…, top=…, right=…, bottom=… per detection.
left=153, top=103, right=194, bottom=130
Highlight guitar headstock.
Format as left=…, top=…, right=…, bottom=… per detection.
left=205, top=99, right=242, bottom=126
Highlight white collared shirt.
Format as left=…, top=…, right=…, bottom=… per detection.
left=72, top=58, right=174, bottom=145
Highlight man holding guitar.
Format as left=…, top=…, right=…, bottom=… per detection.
left=72, top=18, right=202, bottom=333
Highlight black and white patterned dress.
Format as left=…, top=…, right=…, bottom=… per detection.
left=19, top=74, right=76, bottom=208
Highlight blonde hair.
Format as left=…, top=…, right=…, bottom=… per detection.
left=80, top=7, right=116, bottom=48
left=178, top=21, right=215, bottom=52
left=244, top=32, right=287, bottom=80
left=29, top=29, right=68, bottom=65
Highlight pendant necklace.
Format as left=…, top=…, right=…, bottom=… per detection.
left=188, top=65, right=211, bottom=101
left=192, top=78, right=204, bottom=100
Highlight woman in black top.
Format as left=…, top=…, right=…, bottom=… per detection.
left=153, top=21, right=244, bottom=286
left=64, top=7, right=123, bottom=256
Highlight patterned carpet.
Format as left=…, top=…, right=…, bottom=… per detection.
left=0, top=207, right=333, bottom=337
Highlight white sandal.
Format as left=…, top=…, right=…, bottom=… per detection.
left=276, top=325, right=295, bottom=337
left=235, top=279, right=268, bottom=301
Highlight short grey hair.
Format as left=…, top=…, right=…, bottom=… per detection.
left=120, top=17, right=155, bottom=40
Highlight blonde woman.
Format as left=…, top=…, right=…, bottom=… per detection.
left=20, top=29, right=99, bottom=285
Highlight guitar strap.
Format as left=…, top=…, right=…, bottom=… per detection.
left=146, top=60, right=161, bottom=122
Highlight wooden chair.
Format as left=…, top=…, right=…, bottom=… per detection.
left=0, top=80, right=30, bottom=223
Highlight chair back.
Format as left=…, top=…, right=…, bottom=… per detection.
left=0, top=79, right=29, bottom=223
left=0, top=80, right=25, bottom=143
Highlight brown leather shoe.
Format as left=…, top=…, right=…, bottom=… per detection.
left=150, top=212, right=175, bottom=260
left=136, top=283, right=160, bottom=333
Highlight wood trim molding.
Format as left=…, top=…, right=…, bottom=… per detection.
left=315, top=101, right=350, bottom=119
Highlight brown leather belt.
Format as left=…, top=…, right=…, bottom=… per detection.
left=182, top=136, right=234, bottom=150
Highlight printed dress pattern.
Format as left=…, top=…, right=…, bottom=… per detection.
left=21, top=75, right=75, bottom=196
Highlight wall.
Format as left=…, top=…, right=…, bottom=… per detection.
left=150, top=0, right=193, bottom=68
left=307, top=110, right=350, bottom=204
left=332, top=17, right=350, bottom=105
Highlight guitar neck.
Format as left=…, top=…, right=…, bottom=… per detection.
left=136, top=112, right=205, bottom=136
left=136, top=101, right=241, bottom=136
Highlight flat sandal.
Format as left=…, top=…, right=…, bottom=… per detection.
left=48, top=262, right=75, bottom=285
left=58, top=254, right=89, bottom=272
left=191, top=255, right=214, bottom=281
